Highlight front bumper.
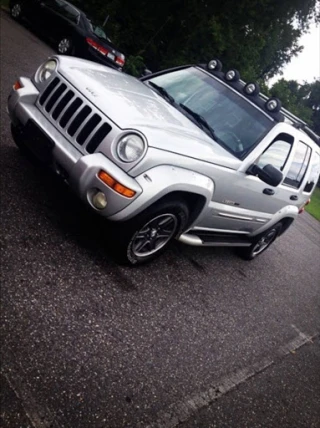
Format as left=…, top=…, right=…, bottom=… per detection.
left=8, top=77, right=142, bottom=218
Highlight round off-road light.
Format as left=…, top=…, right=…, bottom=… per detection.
left=226, top=70, right=235, bottom=80
left=244, top=82, right=260, bottom=96
left=207, top=58, right=222, bottom=71
left=92, top=191, right=107, bottom=209
left=225, top=69, right=240, bottom=82
left=208, top=60, right=217, bottom=69
left=265, top=97, right=281, bottom=112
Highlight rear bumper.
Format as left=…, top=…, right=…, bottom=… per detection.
left=8, top=77, right=142, bottom=218
left=85, top=46, right=123, bottom=71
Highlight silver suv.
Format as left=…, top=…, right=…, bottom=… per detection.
left=8, top=56, right=320, bottom=265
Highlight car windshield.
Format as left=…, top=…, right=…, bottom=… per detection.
left=147, top=67, right=273, bottom=158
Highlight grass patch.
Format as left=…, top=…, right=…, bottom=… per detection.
left=306, top=186, right=320, bottom=221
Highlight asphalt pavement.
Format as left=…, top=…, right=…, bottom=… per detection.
left=1, top=11, right=320, bottom=428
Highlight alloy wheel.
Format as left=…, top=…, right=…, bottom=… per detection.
left=251, top=229, right=277, bottom=257
left=131, top=214, right=178, bottom=257
left=58, top=38, right=71, bottom=54
left=11, top=3, right=21, bottom=18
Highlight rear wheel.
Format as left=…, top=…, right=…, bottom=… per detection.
left=237, top=223, right=282, bottom=260
left=114, top=199, right=189, bottom=265
left=57, top=37, right=73, bottom=55
left=10, top=2, right=23, bottom=20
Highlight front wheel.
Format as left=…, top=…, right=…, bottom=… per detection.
left=114, top=199, right=189, bottom=265
left=10, top=2, right=23, bottom=20
left=237, top=223, right=282, bottom=260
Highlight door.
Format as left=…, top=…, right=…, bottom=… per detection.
left=197, top=132, right=310, bottom=234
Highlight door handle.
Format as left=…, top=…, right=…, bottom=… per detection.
left=290, top=195, right=298, bottom=201
left=263, top=188, right=275, bottom=195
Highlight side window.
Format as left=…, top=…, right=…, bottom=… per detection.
left=283, top=141, right=311, bottom=188
left=45, top=0, right=79, bottom=23
left=257, top=139, right=291, bottom=172
left=304, top=152, right=320, bottom=193
left=63, top=4, right=79, bottom=23
left=44, top=0, right=64, bottom=13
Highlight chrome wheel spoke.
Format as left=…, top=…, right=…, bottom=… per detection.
left=158, top=217, right=174, bottom=228
left=157, top=231, right=172, bottom=239
left=134, top=238, right=150, bottom=252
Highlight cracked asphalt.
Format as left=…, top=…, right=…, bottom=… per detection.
left=1, top=11, right=320, bottom=428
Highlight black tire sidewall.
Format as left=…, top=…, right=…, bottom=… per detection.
left=116, top=200, right=189, bottom=265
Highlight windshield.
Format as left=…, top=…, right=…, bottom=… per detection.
left=147, top=67, right=273, bottom=158
left=87, top=18, right=111, bottom=42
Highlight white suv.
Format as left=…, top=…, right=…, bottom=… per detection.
left=8, top=56, right=320, bottom=264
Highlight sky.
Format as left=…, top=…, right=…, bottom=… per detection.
left=269, top=21, right=320, bottom=85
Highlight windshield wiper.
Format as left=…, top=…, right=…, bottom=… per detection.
left=148, top=82, right=175, bottom=104
left=179, top=103, right=217, bottom=141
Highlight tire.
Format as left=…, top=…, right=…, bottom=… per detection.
left=237, top=222, right=282, bottom=260
left=114, top=199, right=189, bottom=265
left=10, top=2, right=23, bottom=20
left=57, top=37, right=73, bottom=55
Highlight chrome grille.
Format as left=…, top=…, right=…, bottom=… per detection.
left=38, top=76, right=112, bottom=153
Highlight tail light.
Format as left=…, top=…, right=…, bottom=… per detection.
left=86, top=38, right=124, bottom=67
left=298, top=198, right=311, bottom=214
left=116, top=53, right=125, bottom=67
left=86, top=37, right=109, bottom=56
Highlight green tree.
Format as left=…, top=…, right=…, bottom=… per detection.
left=74, top=0, right=319, bottom=82
left=269, top=79, right=320, bottom=132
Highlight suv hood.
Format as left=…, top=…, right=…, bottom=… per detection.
left=58, top=57, right=240, bottom=168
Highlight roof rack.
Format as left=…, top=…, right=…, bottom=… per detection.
left=259, top=90, right=320, bottom=147
left=205, top=62, right=320, bottom=146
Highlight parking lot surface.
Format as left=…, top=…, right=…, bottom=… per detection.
left=1, top=11, right=320, bottom=428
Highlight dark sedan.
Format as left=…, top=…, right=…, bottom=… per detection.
left=9, top=0, right=126, bottom=70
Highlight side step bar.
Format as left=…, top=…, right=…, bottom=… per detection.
left=178, top=233, right=252, bottom=247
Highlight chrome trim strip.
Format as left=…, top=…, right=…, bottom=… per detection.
left=218, top=212, right=254, bottom=221
left=193, top=226, right=250, bottom=234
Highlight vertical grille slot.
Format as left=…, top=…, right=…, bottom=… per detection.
left=52, top=90, right=74, bottom=120
left=86, top=123, right=112, bottom=154
left=59, top=98, right=83, bottom=128
left=37, top=75, right=113, bottom=151
left=45, top=83, right=67, bottom=113
left=67, top=106, right=92, bottom=137
left=76, top=114, right=101, bottom=145
left=39, top=77, right=60, bottom=105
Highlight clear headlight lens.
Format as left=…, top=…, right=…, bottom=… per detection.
left=38, top=60, right=57, bottom=82
left=117, top=134, right=146, bottom=163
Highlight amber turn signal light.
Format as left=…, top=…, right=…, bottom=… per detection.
left=13, top=80, right=22, bottom=90
left=98, top=170, right=136, bottom=198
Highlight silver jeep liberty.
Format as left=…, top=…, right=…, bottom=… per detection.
left=8, top=56, right=320, bottom=265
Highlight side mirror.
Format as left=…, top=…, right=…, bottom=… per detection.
left=248, top=164, right=283, bottom=187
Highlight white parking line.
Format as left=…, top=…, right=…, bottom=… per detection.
left=144, top=330, right=318, bottom=428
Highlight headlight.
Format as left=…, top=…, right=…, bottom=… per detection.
left=38, top=59, right=57, bottom=82
left=117, top=134, right=146, bottom=163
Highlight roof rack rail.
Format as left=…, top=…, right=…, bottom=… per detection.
left=302, top=126, right=320, bottom=147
